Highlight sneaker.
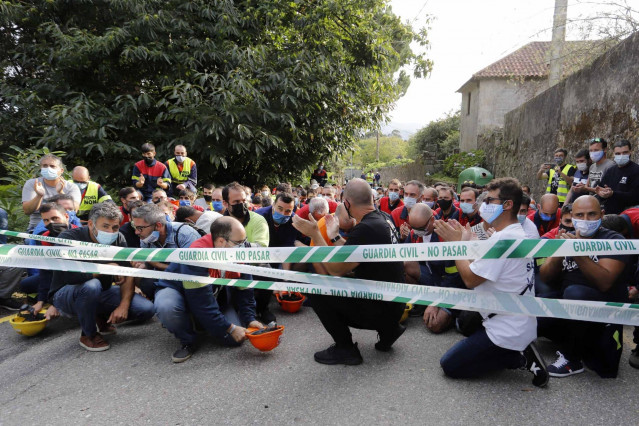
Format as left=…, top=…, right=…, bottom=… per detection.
left=79, top=333, right=110, bottom=352
left=96, top=317, right=117, bottom=336
left=547, top=351, right=584, bottom=377
left=375, top=324, right=406, bottom=352
left=523, top=342, right=549, bottom=387
left=314, top=343, right=363, bottom=365
left=259, top=308, right=276, bottom=325
left=629, top=346, right=639, bottom=369
left=0, top=297, right=22, bottom=311
left=171, top=344, right=195, bottom=363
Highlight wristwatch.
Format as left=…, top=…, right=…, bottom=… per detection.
left=330, top=235, right=342, bottom=243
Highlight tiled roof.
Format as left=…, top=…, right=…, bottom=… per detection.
left=472, top=40, right=608, bottom=79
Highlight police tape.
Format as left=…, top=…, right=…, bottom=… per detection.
left=1, top=248, right=639, bottom=327
left=2, top=230, right=639, bottom=263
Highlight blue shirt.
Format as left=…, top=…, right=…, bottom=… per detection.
left=140, top=221, right=200, bottom=249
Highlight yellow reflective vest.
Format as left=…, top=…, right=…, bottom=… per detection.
left=167, top=158, right=194, bottom=183
left=546, top=164, right=574, bottom=203
left=78, top=181, right=112, bottom=216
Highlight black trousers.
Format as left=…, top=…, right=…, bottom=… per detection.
left=310, top=294, right=405, bottom=346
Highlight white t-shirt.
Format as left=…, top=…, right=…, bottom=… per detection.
left=588, top=159, right=615, bottom=188
left=471, top=222, right=490, bottom=240
left=194, top=198, right=211, bottom=211
left=521, top=218, right=540, bottom=239
left=195, top=211, right=222, bottom=234
left=469, top=223, right=536, bottom=351
left=22, top=177, right=81, bottom=230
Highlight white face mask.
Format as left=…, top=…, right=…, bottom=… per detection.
left=479, top=202, right=503, bottom=224
left=404, top=197, right=417, bottom=209
left=576, top=162, right=588, bottom=172
left=614, top=154, right=630, bottom=167
left=175, top=155, right=184, bottom=163
left=572, top=218, right=601, bottom=237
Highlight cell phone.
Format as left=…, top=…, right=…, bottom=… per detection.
left=543, top=163, right=555, bottom=167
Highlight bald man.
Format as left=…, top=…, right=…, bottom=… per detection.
left=403, top=203, right=434, bottom=299
left=166, top=144, right=197, bottom=196
left=527, top=193, right=561, bottom=236
left=293, top=178, right=406, bottom=365
left=72, top=166, right=112, bottom=222
left=539, top=195, right=631, bottom=378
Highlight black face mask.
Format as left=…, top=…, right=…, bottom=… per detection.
left=559, top=224, right=574, bottom=232
left=438, top=199, right=453, bottom=210
left=230, top=203, right=248, bottom=219
left=344, top=200, right=353, bottom=219
left=46, top=222, right=68, bottom=237
left=203, top=195, right=213, bottom=203
left=143, top=157, right=154, bottom=166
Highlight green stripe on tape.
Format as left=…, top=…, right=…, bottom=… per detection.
left=113, top=248, right=135, bottom=261
left=0, top=245, right=13, bottom=255
left=328, top=245, right=357, bottom=262
left=151, top=248, right=174, bottom=263
left=284, top=247, right=312, bottom=263
left=437, top=303, right=455, bottom=309
left=482, top=240, right=515, bottom=259
left=131, top=248, right=157, bottom=261
left=533, top=240, right=565, bottom=258
left=307, top=246, right=335, bottom=263
left=253, top=281, right=274, bottom=290
left=507, top=240, right=539, bottom=259
left=606, top=302, right=624, bottom=307
left=393, top=296, right=411, bottom=303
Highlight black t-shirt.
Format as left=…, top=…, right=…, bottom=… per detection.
left=560, top=227, right=634, bottom=302
left=48, top=226, right=128, bottom=301
left=598, top=161, right=639, bottom=214
left=550, top=164, right=576, bottom=194
left=346, top=209, right=404, bottom=283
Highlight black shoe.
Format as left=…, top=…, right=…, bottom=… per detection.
left=408, top=304, right=426, bottom=318
left=375, top=324, right=406, bottom=352
left=523, top=342, right=549, bottom=388
left=0, top=297, right=22, bottom=311
left=314, top=343, right=363, bottom=365
left=172, top=344, right=195, bottom=363
left=629, top=346, right=639, bottom=369
left=259, top=309, right=276, bottom=324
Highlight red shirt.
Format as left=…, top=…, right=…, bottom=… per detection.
left=120, top=206, right=131, bottom=226
left=541, top=227, right=560, bottom=239
left=391, top=206, right=409, bottom=229
left=620, top=208, right=639, bottom=238
left=296, top=199, right=338, bottom=219
left=527, top=208, right=561, bottom=236
left=379, top=197, right=404, bottom=215
left=189, top=234, right=241, bottom=279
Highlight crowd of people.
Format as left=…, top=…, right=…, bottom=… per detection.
left=0, top=138, right=638, bottom=388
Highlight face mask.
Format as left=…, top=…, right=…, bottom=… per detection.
left=40, top=167, right=58, bottom=180
left=576, top=163, right=588, bottom=172
left=517, top=214, right=527, bottom=225
left=45, top=222, right=68, bottom=237
left=175, top=155, right=184, bottom=163
left=272, top=211, right=291, bottom=225
left=388, top=191, right=399, bottom=202
left=261, top=191, right=269, bottom=197
left=143, top=157, right=154, bottom=166
left=212, top=201, right=223, bottom=212
left=572, top=218, right=601, bottom=237
left=141, top=230, right=160, bottom=244
left=230, top=203, right=248, bottom=219
left=459, top=202, right=475, bottom=214
left=412, top=229, right=429, bottom=238
left=203, top=195, right=212, bottom=203
left=423, top=201, right=436, bottom=209
left=554, top=157, right=564, bottom=165
left=74, top=182, right=88, bottom=191
left=93, top=227, right=118, bottom=245
left=338, top=229, right=349, bottom=238
left=179, top=200, right=191, bottom=206
left=539, top=212, right=555, bottom=222
left=165, top=214, right=174, bottom=222
left=614, top=154, right=630, bottom=167
left=404, top=197, right=417, bottom=209
left=437, top=199, right=452, bottom=211
left=479, top=202, right=503, bottom=224
left=294, top=197, right=299, bottom=207
left=316, top=194, right=323, bottom=199
left=589, top=150, right=604, bottom=162
left=559, top=224, right=574, bottom=232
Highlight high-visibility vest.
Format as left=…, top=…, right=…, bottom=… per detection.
left=167, top=158, right=194, bottom=183
left=366, top=172, right=374, bottom=184
left=78, top=182, right=112, bottom=215
left=546, top=164, right=574, bottom=203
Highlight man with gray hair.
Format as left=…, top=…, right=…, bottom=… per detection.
left=308, top=197, right=329, bottom=221
left=130, top=203, right=201, bottom=300
left=47, top=202, right=154, bottom=352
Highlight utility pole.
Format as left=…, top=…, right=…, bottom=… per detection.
left=376, top=130, right=380, bottom=162
left=549, top=0, right=567, bottom=87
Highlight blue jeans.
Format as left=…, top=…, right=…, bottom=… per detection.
left=0, top=208, right=8, bottom=244
left=53, top=279, right=154, bottom=336
left=154, top=287, right=241, bottom=347
left=440, top=328, right=524, bottom=379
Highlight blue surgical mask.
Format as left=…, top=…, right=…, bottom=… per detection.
left=404, top=197, right=417, bottom=209
left=479, top=202, right=503, bottom=224
left=179, top=199, right=191, bottom=206
left=589, top=150, right=604, bottom=163
left=41, top=167, right=59, bottom=180
left=517, top=214, right=527, bottom=224
left=93, top=227, right=118, bottom=245
left=539, top=212, right=555, bottom=222
left=460, top=202, right=475, bottom=215
left=614, top=154, right=630, bottom=167
left=212, top=201, right=223, bottom=212
left=388, top=192, right=400, bottom=202
left=74, top=182, right=88, bottom=191
left=554, top=157, right=564, bottom=165
left=272, top=211, right=291, bottom=225
left=423, top=201, right=436, bottom=209
left=141, top=230, right=160, bottom=244
left=572, top=218, right=601, bottom=237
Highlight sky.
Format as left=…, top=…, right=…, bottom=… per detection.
left=385, top=0, right=610, bottom=136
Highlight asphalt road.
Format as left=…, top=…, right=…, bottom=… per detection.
left=1, top=303, right=638, bottom=425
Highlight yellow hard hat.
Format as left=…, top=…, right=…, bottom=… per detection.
left=9, top=313, right=48, bottom=337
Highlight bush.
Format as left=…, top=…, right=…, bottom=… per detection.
left=442, top=150, right=486, bottom=178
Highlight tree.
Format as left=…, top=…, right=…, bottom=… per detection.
left=350, top=135, right=408, bottom=168
left=0, top=0, right=432, bottom=187
left=408, top=110, right=460, bottom=163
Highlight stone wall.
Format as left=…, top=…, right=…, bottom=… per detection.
left=479, top=32, right=639, bottom=200
left=377, top=161, right=428, bottom=186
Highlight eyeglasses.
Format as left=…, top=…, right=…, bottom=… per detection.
left=483, top=197, right=506, bottom=204
left=134, top=224, right=154, bottom=232
left=228, top=238, right=247, bottom=247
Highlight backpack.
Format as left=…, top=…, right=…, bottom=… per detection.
left=173, top=223, right=206, bottom=246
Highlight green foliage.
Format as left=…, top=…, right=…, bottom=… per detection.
left=442, top=150, right=486, bottom=178
left=349, top=135, right=409, bottom=168
left=365, top=158, right=413, bottom=171
left=408, top=110, right=460, bottom=162
left=0, top=0, right=433, bottom=188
